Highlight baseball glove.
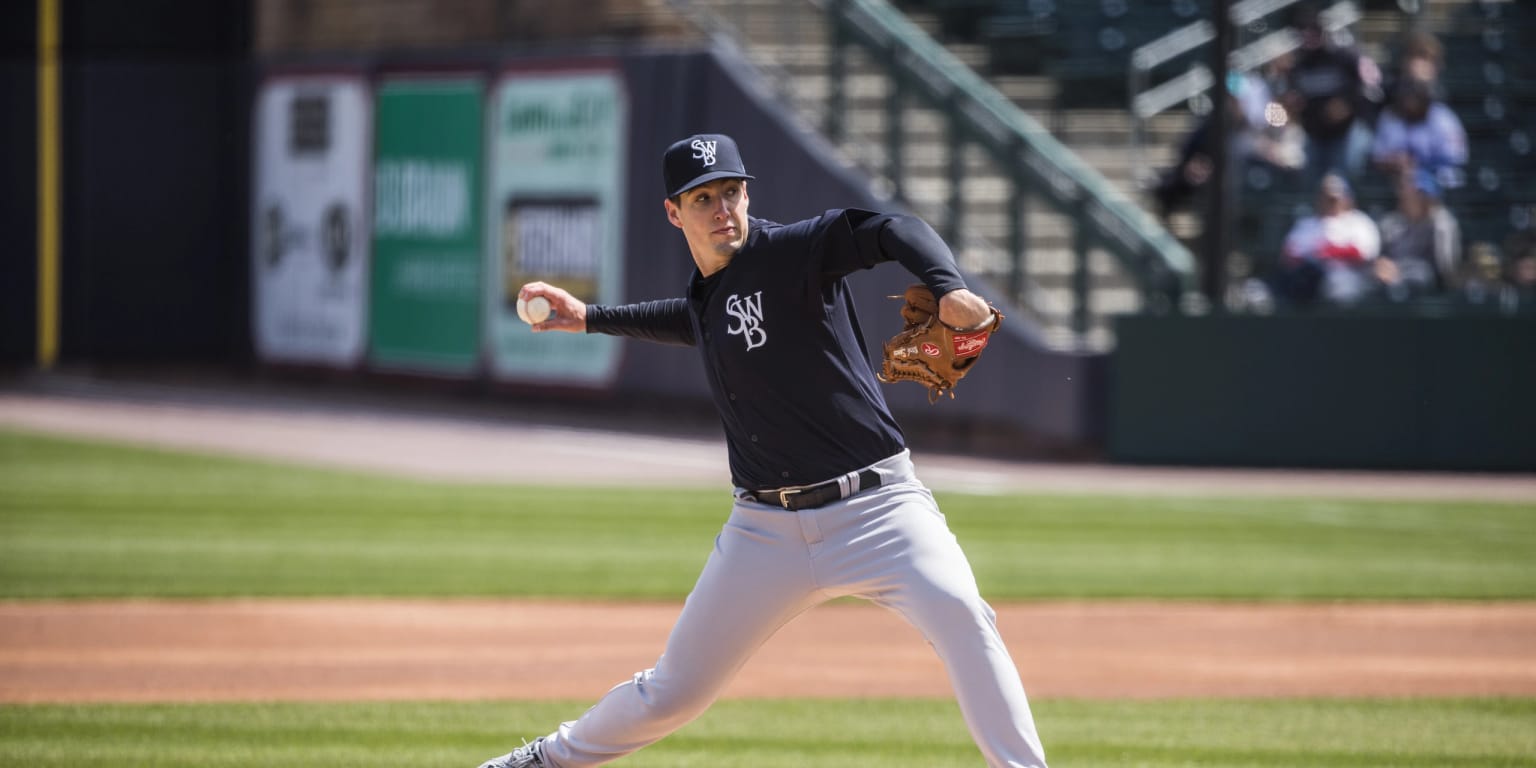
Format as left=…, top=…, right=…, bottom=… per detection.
left=876, top=284, right=1003, bottom=402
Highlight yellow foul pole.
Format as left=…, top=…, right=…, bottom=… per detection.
left=37, top=0, right=60, bottom=368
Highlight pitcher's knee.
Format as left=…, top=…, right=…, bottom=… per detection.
left=629, top=668, right=717, bottom=730
left=910, top=585, right=998, bottom=636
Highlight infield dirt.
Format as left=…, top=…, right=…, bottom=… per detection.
left=3, top=599, right=1535, bottom=702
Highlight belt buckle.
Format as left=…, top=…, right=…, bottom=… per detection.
left=776, top=488, right=802, bottom=509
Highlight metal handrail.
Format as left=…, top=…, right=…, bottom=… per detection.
left=826, top=0, right=1198, bottom=317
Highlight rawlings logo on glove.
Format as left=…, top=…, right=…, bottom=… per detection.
left=876, top=284, right=1003, bottom=402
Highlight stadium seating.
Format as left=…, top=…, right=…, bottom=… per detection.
left=835, top=0, right=1536, bottom=312
left=904, top=0, right=1209, bottom=97
left=1434, top=0, right=1536, bottom=258
left=1217, top=0, right=1535, bottom=280
left=977, top=1, right=1061, bottom=76
left=1047, top=1, right=1210, bottom=107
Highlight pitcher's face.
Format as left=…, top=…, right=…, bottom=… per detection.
left=667, top=179, right=750, bottom=259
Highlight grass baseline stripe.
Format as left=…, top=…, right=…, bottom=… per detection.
left=0, top=699, right=1533, bottom=768
left=2, top=428, right=1534, bottom=601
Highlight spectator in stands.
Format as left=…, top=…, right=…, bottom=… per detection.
left=1278, top=3, right=1382, bottom=185
left=1458, top=243, right=1509, bottom=306
left=1375, top=168, right=1462, bottom=300
left=1370, top=73, right=1468, bottom=190
left=1236, top=67, right=1307, bottom=177
left=1149, top=72, right=1302, bottom=219
left=1276, top=172, right=1382, bottom=305
left=1149, top=88, right=1241, bottom=219
left=1383, top=30, right=1445, bottom=101
left=1504, top=221, right=1536, bottom=304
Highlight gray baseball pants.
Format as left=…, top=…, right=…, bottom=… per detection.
left=535, top=450, right=1048, bottom=767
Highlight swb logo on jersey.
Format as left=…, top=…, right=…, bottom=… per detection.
left=691, top=139, right=718, bottom=167
left=725, top=291, right=766, bottom=350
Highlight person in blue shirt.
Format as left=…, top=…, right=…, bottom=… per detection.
left=479, top=133, right=1048, bottom=768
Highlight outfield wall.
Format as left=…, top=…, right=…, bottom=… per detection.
left=1110, top=312, right=1536, bottom=471
left=0, top=3, right=38, bottom=364
left=0, top=0, right=253, bottom=364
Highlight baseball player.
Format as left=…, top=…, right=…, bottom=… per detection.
left=478, top=133, right=1048, bottom=768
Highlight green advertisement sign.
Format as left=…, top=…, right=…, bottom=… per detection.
left=369, top=78, right=484, bottom=374
left=486, top=69, right=627, bottom=386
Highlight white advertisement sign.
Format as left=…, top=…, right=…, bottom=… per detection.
left=251, top=76, right=371, bottom=366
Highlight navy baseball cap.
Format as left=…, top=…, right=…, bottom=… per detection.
left=663, top=133, right=754, bottom=197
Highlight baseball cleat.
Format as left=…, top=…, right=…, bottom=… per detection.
left=477, top=737, right=546, bottom=768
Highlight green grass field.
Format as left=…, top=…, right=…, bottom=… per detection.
left=2, top=699, right=1534, bottom=767
left=2, top=429, right=1533, bottom=600
left=2, top=428, right=1535, bottom=767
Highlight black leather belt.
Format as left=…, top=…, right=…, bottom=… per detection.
left=751, top=469, right=882, bottom=511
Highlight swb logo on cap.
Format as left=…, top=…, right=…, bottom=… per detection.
left=664, top=133, right=755, bottom=198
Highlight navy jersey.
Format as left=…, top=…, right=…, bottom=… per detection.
left=588, top=208, right=967, bottom=491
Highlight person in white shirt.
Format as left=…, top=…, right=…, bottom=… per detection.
left=1278, top=172, right=1382, bottom=305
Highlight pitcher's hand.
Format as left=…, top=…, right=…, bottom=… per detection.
left=938, top=288, right=993, bottom=331
left=518, top=282, right=587, bottom=333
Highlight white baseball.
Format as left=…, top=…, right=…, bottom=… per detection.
left=517, top=295, right=552, bottom=325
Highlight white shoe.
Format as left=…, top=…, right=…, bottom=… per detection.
left=477, top=737, right=546, bottom=768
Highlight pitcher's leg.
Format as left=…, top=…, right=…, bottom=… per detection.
left=538, top=506, right=823, bottom=768
left=889, top=587, right=1047, bottom=768
left=827, top=484, right=1048, bottom=768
